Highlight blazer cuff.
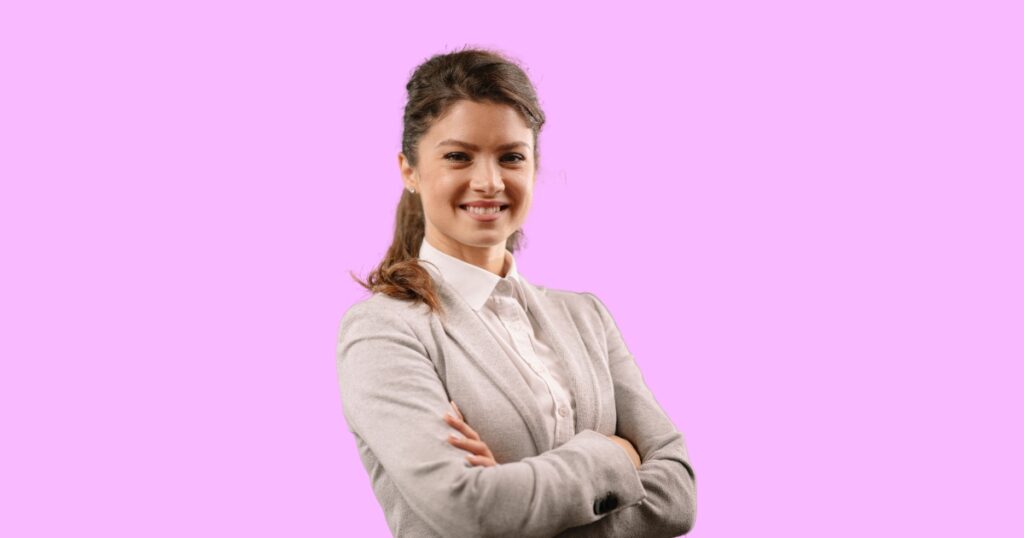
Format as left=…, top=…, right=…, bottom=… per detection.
left=572, top=429, right=646, bottom=517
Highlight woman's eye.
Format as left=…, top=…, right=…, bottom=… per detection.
left=443, top=152, right=525, bottom=163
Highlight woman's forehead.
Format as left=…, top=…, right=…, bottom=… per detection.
left=426, top=101, right=532, bottom=141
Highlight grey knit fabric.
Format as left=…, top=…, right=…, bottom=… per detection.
left=336, top=276, right=696, bottom=537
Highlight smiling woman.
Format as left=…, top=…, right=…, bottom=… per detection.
left=338, top=46, right=697, bottom=537
left=398, top=99, right=534, bottom=275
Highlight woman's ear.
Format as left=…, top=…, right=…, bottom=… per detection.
left=398, top=152, right=417, bottom=191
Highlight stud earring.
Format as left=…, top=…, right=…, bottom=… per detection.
left=407, top=187, right=415, bottom=193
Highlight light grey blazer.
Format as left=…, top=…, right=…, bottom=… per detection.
left=335, top=271, right=697, bottom=537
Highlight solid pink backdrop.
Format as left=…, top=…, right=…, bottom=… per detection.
left=2, top=1, right=1021, bottom=536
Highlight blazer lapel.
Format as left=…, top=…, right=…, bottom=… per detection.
left=518, top=280, right=601, bottom=435
left=433, top=277, right=551, bottom=454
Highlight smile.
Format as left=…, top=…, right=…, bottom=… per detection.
left=459, top=204, right=509, bottom=222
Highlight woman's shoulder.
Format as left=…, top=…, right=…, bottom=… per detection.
left=527, top=282, right=609, bottom=318
left=338, top=292, right=432, bottom=332
left=527, top=284, right=624, bottom=344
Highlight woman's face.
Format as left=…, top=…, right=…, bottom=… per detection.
left=399, top=99, right=536, bottom=266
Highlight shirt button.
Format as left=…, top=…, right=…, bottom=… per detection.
left=558, top=407, right=569, bottom=417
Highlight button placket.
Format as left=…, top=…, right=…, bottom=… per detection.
left=487, top=276, right=581, bottom=448
left=496, top=290, right=540, bottom=368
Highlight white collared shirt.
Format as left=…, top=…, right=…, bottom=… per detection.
left=417, top=236, right=577, bottom=450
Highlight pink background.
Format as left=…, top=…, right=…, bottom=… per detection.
left=3, top=1, right=1021, bottom=536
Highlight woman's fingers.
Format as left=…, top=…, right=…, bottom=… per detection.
left=447, top=435, right=493, bottom=457
left=465, top=454, right=496, bottom=467
left=443, top=411, right=480, bottom=441
left=449, top=434, right=497, bottom=467
left=607, top=434, right=642, bottom=470
left=450, top=400, right=464, bottom=422
left=443, top=402, right=497, bottom=467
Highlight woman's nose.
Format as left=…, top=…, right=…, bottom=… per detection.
left=470, top=162, right=504, bottom=193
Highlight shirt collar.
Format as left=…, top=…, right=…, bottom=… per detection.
left=418, top=236, right=528, bottom=312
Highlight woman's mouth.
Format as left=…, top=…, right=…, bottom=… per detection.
left=459, top=204, right=509, bottom=222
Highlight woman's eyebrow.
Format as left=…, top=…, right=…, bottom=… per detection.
left=436, top=139, right=531, bottom=151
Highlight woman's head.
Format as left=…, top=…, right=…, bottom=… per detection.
left=351, top=47, right=546, bottom=315
left=400, top=99, right=535, bottom=267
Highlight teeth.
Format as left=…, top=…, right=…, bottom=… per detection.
left=464, top=205, right=504, bottom=215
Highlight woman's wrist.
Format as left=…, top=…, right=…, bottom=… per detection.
left=606, top=434, right=642, bottom=470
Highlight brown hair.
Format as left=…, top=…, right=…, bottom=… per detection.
left=349, top=46, right=547, bottom=318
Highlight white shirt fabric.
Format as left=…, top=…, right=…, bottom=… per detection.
left=417, top=236, right=577, bottom=450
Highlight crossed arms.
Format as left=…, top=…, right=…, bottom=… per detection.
left=336, top=293, right=696, bottom=537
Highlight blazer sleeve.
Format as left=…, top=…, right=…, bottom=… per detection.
left=555, top=292, right=698, bottom=537
left=335, top=300, right=647, bottom=538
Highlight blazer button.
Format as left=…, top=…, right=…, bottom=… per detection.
left=592, top=492, right=619, bottom=515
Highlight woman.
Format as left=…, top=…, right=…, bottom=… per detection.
left=337, top=47, right=697, bottom=537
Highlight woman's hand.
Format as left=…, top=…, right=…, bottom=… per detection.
left=607, top=434, right=642, bottom=470
left=444, top=400, right=498, bottom=467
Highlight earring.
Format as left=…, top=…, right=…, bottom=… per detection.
left=408, top=187, right=415, bottom=193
